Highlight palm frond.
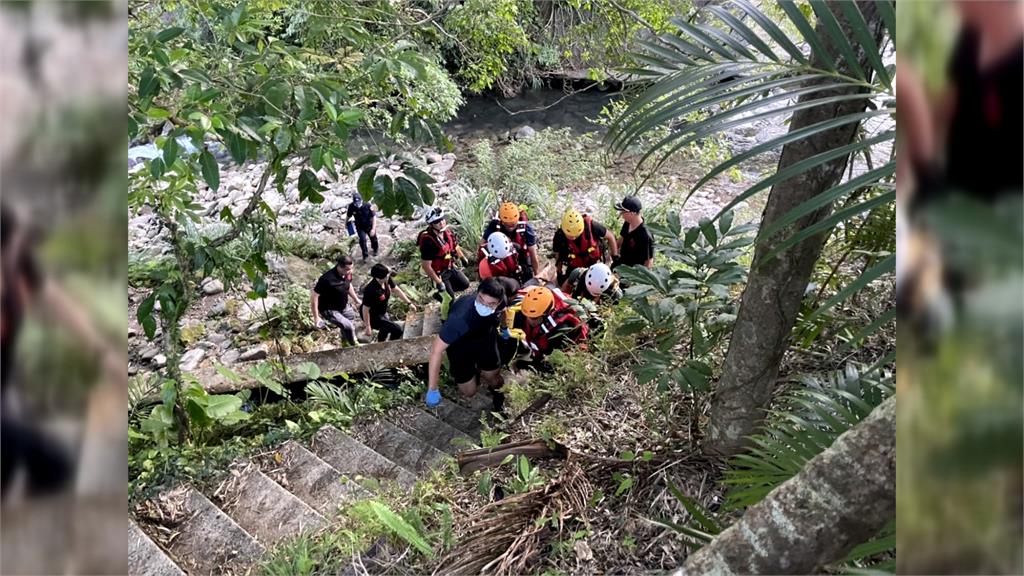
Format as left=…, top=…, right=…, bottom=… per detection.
left=722, top=364, right=895, bottom=511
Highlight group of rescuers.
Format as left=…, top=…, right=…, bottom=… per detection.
left=310, top=192, right=654, bottom=412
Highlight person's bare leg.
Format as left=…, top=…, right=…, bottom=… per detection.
left=479, top=368, right=503, bottom=391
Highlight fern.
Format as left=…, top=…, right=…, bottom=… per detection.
left=367, top=501, right=435, bottom=558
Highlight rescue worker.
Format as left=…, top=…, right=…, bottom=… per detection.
left=482, top=201, right=541, bottom=280
left=552, top=208, right=618, bottom=284
left=417, top=207, right=470, bottom=304
left=360, top=263, right=418, bottom=342
left=560, top=262, right=622, bottom=304
left=506, top=285, right=589, bottom=370
left=478, top=231, right=526, bottom=283
left=346, top=192, right=378, bottom=262
left=425, top=278, right=507, bottom=412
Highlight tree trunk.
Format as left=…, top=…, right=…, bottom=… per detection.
left=705, top=0, right=886, bottom=456
left=680, top=395, right=895, bottom=574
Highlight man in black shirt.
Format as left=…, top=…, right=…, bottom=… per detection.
left=360, top=263, right=417, bottom=342
left=346, top=193, right=378, bottom=262
left=311, top=255, right=362, bottom=346
left=614, top=196, right=654, bottom=269
left=424, top=278, right=506, bottom=410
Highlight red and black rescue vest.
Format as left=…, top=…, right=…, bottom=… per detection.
left=564, top=215, right=602, bottom=269
left=418, top=228, right=458, bottom=274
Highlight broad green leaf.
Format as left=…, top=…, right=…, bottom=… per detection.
left=298, top=169, right=325, bottom=204
left=200, top=149, right=220, bottom=192
left=357, top=165, right=378, bottom=198
left=162, top=136, right=179, bottom=167
left=156, top=26, right=185, bottom=42
left=297, top=362, right=321, bottom=381
left=147, top=107, right=170, bottom=120
left=149, top=158, right=165, bottom=180
left=138, top=67, right=159, bottom=100
left=351, top=154, right=380, bottom=172
left=137, top=293, right=157, bottom=339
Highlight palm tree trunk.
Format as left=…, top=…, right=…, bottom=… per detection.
left=681, top=395, right=895, bottom=574
left=705, top=0, right=886, bottom=456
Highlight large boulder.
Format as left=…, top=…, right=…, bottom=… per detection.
left=514, top=125, right=536, bottom=140
left=237, top=296, right=282, bottom=322
left=180, top=348, right=206, bottom=372
left=268, top=254, right=322, bottom=286
left=201, top=278, right=225, bottom=295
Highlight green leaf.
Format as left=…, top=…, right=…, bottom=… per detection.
left=200, top=150, right=220, bottom=192
left=763, top=190, right=895, bottom=262
left=668, top=483, right=722, bottom=534
left=156, top=26, right=185, bottom=42
left=297, top=362, right=321, bottom=381
left=137, top=293, right=157, bottom=339
left=718, top=210, right=734, bottom=235
left=838, top=1, right=891, bottom=88
left=162, top=136, right=179, bottom=167
left=138, top=67, right=159, bottom=100
left=368, top=501, right=434, bottom=558
left=402, top=166, right=435, bottom=187
left=778, top=0, right=836, bottom=72
left=732, top=0, right=809, bottom=65
left=698, top=218, right=717, bottom=245
left=147, top=107, right=170, bottom=120
left=338, top=108, right=364, bottom=127
left=810, top=1, right=867, bottom=81
left=357, top=165, right=378, bottom=199
left=351, top=154, right=380, bottom=172
left=619, top=450, right=635, bottom=462
left=805, top=253, right=894, bottom=324
left=298, top=169, right=325, bottom=204
left=517, top=455, right=530, bottom=480
left=149, top=158, right=165, bottom=180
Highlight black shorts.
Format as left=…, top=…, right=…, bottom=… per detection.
left=446, top=330, right=500, bottom=384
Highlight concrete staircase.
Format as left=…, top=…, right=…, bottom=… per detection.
left=130, top=396, right=486, bottom=575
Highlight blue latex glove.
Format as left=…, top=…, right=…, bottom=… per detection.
left=425, top=389, right=442, bottom=407
left=500, top=327, right=511, bottom=340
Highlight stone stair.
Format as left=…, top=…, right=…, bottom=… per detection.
left=130, top=390, right=489, bottom=575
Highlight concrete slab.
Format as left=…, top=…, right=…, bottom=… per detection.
left=428, top=401, right=484, bottom=437
left=401, top=311, right=423, bottom=340
left=311, top=425, right=416, bottom=488
left=352, top=419, right=447, bottom=473
left=223, top=467, right=325, bottom=547
left=391, top=407, right=475, bottom=454
left=266, top=441, right=366, bottom=516
left=165, top=487, right=263, bottom=575
left=129, top=520, right=183, bottom=576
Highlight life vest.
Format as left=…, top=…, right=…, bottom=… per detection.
left=418, top=228, right=458, bottom=275
left=521, top=301, right=588, bottom=358
left=563, top=215, right=602, bottom=269
left=487, top=212, right=531, bottom=265
left=478, top=251, right=522, bottom=281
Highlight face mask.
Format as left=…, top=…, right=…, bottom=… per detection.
left=474, top=300, right=496, bottom=317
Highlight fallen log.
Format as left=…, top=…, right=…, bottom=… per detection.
left=456, top=439, right=570, bottom=475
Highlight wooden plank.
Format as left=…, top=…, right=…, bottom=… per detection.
left=197, top=335, right=436, bottom=394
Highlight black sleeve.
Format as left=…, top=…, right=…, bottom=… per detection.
left=418, top=235, right=439, bottom=261
left=346, top=204, right=355, bottom=218
left=591, top=221, right=608, bottom=239
left=619, top=222, right=629, bottom=239
left=313, top=273, right=329, bottom=294
left=388, top=278, right=397, bottom=289
left=482, top=220, right=498, bottom=242
left=646, top=229, right=655, bottom=260
left=552, top=230, right=566, bottom=255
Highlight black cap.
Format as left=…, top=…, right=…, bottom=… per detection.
left=615, top=196, right=642, bottom=213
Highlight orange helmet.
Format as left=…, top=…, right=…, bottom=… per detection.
left=520, top=286, right=555, bottom=319
left=498, top=202, right=520, bottom=226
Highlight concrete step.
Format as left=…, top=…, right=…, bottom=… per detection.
left=421, top=306, right=441, bottom=337
left=402, top=311, right=423, bottom=340
left=222, top=467, right=326, bottom=548
left=163, top=487, right=263, bottom=575
left=264, top=440, right=367, bottom=516
left=390, top=407, right=475, bottom=454
left=428, top=400, right=484, bottom=438
left=352, top=419, right=447, bottom=473
left=129, top=520, right=183, bottom=576
left=311, top=425, right=416, bottom=488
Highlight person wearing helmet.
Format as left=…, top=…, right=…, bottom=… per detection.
left=478, top=231, right=525, bottom=283
left=425, top=278, right=508, bottom=412
left=507, top=285, right=589, bottom=367
left=552, top=208, right=618, bottom=284
left=614, top=195, right=654, bottom=269
left=360, top=263, right=418, bottom=342
left=482, top=202, right=541, bottom=280
left=560, top=262, right=623, bottom=303
left=418, top=207, right=470, bottom=303
left=346, top=192, right=378, bottom=262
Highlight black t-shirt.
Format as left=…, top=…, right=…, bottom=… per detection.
left=482, top=219, right=537, bottom=247
left=313, top=267, right=353, bottom=314
left=552, top=219, right=608, bottom=258
left=361, top=277, right=396, bottom=318
left=944, top=27, right=1024, bottom=200
left=438, top=294, right=498, bottom=346
left=1, top=250, right=42, bottom=389
left=619, top=221, right=655, bottom=266
left=346, top=203, right=375, bottom=230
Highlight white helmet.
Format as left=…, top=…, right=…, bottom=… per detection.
left=424, top=207, right=445, bottom=224
left=584, top=263, right=614, bottom=296
left=486, top=231, right=515, bottom=259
